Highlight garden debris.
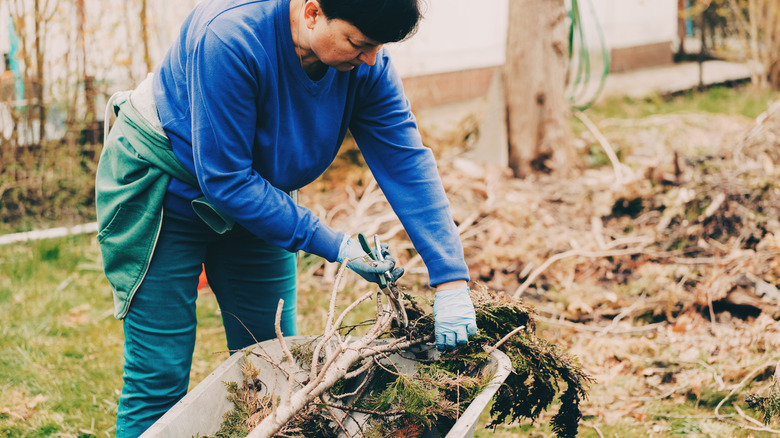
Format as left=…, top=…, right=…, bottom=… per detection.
left=745, top=361, right=780, bottom=425
left=295, top=99, right=780, bottom=434
left=305, top=101, right=780, bottom=324
left=203, top=285, right=590, bottom=438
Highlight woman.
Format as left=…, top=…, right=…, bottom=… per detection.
left=96, top=0, right=477, bottom=436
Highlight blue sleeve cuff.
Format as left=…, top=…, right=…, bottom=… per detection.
left=426, top=257, right=471, bottom=287
left=336, top=235, right=351, bottom=263
left=304, top=225, right=344, bottom=263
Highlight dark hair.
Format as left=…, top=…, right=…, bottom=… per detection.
left=318, top=0, right=423, bottom=44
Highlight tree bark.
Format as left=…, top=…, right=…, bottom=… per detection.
left=504, top=0, right=577, bottom=178
left=34, top=0, right=45, bottom=144
left=141, top=0, right=153, bottom=74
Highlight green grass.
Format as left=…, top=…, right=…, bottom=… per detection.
left=0, top=235, right=231, bottom=437
left=0, top=236, right=419, bottom=437
left=588, top=85, right=779, bottom=120
left=0, top=235, right=119, bottom=437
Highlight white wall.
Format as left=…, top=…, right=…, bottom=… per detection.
left=387, top=0, right=509, bottom=78
left=388, top=0, right=678, bottom=78
left=0, top=0, right=679, bottom=90
left=586, top=0, right=678, bottom=49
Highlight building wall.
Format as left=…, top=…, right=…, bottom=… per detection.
left=391, top=0, right=679, bottom=106
left=0, top=0, right=679, bottom=112
left=387, top=0, right=509, bottom=78
left=591, top=0, right=678, bottom=72
left=390, top=0, right=679, bottom=76
left=593, top=0, right=678, bottom=49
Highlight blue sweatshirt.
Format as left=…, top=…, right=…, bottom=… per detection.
left=153, top=0, right=468, bottom=286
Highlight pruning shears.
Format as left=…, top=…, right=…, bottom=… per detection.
left=358, top=233, right=409, bottom=329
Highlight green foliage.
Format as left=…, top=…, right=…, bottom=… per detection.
left=416, top=288, right=593, bottom=438
left=288, top=339, right=316, bottom=368
left=0, top=142, right=99, bottom=234
left=356, top=363, right=488, bottom=431
left=202, top=359, right=271, bottom=438
left=587, top=86, right=778, bottom=120
left=206, top=287, right=591, bottom=437
left=745, top=386, right=780, bottom=425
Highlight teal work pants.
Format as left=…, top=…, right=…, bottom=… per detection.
left=116, top=211, right=297, bottom=438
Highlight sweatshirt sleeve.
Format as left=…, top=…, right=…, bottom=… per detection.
left=187, top=27, right=343, bottom=261
left=348, top=50, right=470, bottom=286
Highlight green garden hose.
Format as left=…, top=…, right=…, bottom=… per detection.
left=567, top=0, right=610, bottom=110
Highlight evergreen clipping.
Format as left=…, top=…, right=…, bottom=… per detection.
left=202, top=285, right=592, bottom=437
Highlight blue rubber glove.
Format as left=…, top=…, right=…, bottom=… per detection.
left=433, top=287, right=478, bottom=351
left=337, top=236, right=404, bottom=285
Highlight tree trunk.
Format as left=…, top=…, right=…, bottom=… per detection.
left=677, top=0, right=687, bottom=58
left=35, top=0, right=45, bottom=144
left=504, top=0, right=576, bottom=178
left=141, top=0, right=153, bottom=73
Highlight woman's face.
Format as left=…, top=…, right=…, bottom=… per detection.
left=304, top=3, right=383, bottom=71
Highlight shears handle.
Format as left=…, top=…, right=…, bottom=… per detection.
left=357, top=233, right=388, bottom=288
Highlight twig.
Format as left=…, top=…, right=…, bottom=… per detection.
left=248, top=295, right=396, bottom=437
left=319, top=397, right=351, bottom=438
left=725, top=405, right=780, bottom=434
left=715, top=358, right=780, bottom=418
left=695, top=360, right=726, bottom=391
left=274, top=299, right=296, bottom=405
left=706, top=281, right=717, bottom=332
left=734, top=403, right=767, bottom=428
left=456, top=370, right=460, bottom=421
left=597, top=293, right=645, bottom=336
left=225, top=311, right=261, bottom=346
left=332, top=366, right=375, bottom=400
left=248, top=346, right=304, bottom=388
left=582, top=421, right=605, bottom=438
left=484, top=325, right=526, bottom=356
left=372, top=355, right=402, bottom=377
left=343, top=359, right=374, bottom=381
left=629, top=385, right=689, bottom=402
left=651, top=413, right=731, bottom=420
left=513, top=247, right=649, bottom=299
left=573, top=110, right=632, bottom=186
left=534, top=315, right=663, bottom=334
left=323, top=401, right=404, bottom=417
left=311, top=263, right=364, bottom=380
left=324, top=260, right=345, bottom=340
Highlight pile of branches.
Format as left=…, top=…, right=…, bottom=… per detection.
left=203, top=269, right=591, bottom=438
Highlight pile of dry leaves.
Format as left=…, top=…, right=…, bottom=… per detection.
left=299, top=100, right=780, bottom=434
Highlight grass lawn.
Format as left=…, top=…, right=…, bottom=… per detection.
left=0, top=235, right=234, bottom=437
left=0, top=235, right=405, bottom=437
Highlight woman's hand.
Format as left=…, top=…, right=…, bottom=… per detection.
left=433, top=285, right=478, bottom=351
left=337, top=236, right=404, bottom=285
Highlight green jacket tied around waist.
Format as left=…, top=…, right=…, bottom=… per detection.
left=95, top=88, right=234, bottom=319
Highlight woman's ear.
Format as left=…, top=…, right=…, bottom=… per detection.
left=302, top=0, right=322, bottom=29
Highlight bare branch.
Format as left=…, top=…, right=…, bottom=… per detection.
left=484, top=325, right=526, bottom=356
left=513, top=247, right=649, bottom=299
left=714, top=357, right=780, bottom=418
left=275, top=299, right=296, bottom=405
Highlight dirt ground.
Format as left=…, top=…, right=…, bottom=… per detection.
left=299, top=99, right=780, bottom=436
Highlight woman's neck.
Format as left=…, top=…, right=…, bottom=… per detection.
left=290, top=0, right=327, bottom=79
